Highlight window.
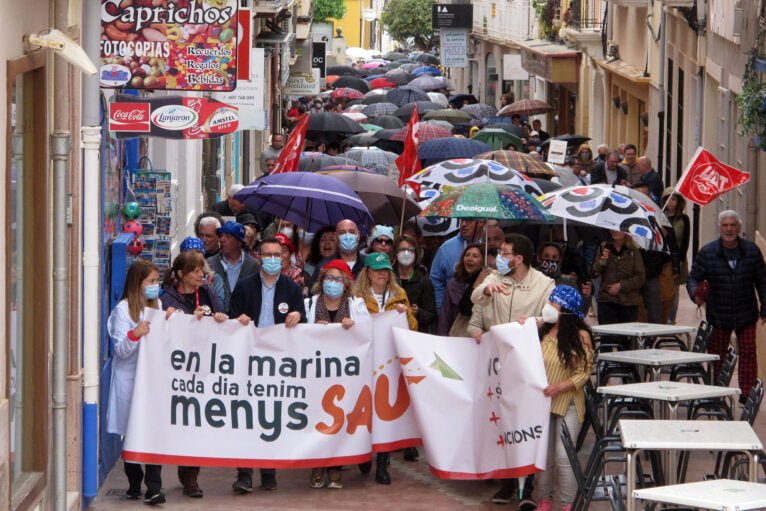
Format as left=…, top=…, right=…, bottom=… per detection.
left=486, top=53, right=497, bottom=106
left=663, top=57, right=673, bottom=184
left=7, top=52, right=49, bottom=504
left=676, top=67, right=685, bottom=182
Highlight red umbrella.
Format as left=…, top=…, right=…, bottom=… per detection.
left=331, top=87, right=364, bottom=100
left=370, top=77, right=398, bottom=89
left=498, top=99, right=553, bottom=117
left=390, top=122, right=451, bottom=142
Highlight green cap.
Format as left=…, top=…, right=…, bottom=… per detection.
left=364, top=252, right=393, bottom=270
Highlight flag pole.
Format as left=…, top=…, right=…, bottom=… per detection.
left=662, top=146, right=702, bottom=212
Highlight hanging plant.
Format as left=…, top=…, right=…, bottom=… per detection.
left=532, top=0, right=557, bottom=40
left=736, top=42, right=766, bottom=150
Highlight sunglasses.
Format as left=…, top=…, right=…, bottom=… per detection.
left=374, top=238, right=392, bottom=246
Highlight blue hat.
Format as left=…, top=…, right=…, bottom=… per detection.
left=180, top=236, right=205, bottom=253
left=216, top=221, right=246, bottom=243
left=369, top=225, right=394, bottom=244
left=549, top=285, right=585, bottom=319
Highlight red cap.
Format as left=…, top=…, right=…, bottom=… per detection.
left=322, top=259, right=354, bottom=281
left=274, top=233, right=294, bottom=253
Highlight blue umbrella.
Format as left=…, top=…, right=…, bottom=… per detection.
left=298, top=152, right=346, bottom=172
left=386, top=85, right=429, bottom=106
left=412, top=66, right=442, bottom=76
left=418, top=138, right=493, bottom=166
left=235, top=172, right=373, bottom=234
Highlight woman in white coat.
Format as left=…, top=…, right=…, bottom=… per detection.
left=304, top=259, right=371, bottom=489
left=106, top=259, right=166, bottom=505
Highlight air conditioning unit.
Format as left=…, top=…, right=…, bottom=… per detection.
left=607, top=41, right=619, bottom=59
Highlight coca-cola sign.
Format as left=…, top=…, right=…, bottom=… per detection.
left=109, top=95, right=238, bottom=139
left=109, top=102, right=150, bottom=132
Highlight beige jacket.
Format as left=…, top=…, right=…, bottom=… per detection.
left=467, top=267, right=555, bottom=336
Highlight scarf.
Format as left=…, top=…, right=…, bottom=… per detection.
left=315, top=292, right=351, bottom=324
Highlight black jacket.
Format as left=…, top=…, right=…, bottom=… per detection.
left=229, top=273, right=307, bottom=326
left=589, top=161, right=627, bottom=185
left=207, top=251, right=260, bottom=309
left=687, top=238, right=766, bottom=329
left=398, top=269, right=437, bottom=333
left=160, top=284, right=225, bottom=315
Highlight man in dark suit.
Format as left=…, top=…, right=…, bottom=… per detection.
left=228, top=237, right=307, bottom=494
left=589, top=150, right=628, bottom=185
left=207, top=221, right=259, bottom=309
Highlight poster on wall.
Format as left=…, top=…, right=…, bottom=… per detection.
left=99, top=0, right=238, bottom=91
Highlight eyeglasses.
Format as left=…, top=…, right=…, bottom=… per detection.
left=323, top=275, right=345, bottom=284
left=374, top=238, right=392, bottom=246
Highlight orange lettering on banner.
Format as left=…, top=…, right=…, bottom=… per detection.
left=316, top=384, right=345, bottom=434
left=346, top=385, right=373, bottom=434
left=374, top=373, right=410, bottom=421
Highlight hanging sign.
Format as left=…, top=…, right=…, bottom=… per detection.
left=100, top=0, right=238, bottom=91
left=440, top=28, right=468, bottom=68
left=109, top=94, right=239, bottom=139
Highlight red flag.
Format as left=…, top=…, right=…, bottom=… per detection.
left=675, top=147, right=750, bottom=206
left=271, top=114, right=309, bottom=174
left=396, top=108, right=422, bottom=187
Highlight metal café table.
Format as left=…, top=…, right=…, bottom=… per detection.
left=592, top=322, right=696, bottom=350
left=634, top=479, right=766, bottom=510
left=621, top=420, right=762, bottom=511
left=597, top=348, right=719, bottom=382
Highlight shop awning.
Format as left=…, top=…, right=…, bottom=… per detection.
left=595, top=59, right=651, bottom=84
left=517, top=39, right=579, bottom=83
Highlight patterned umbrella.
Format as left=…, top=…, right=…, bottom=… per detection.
left=427, top=92, right=449, bottom=107
left=408, top=75, right=454, bottom=91
left=412, top=66, right=442, bottom=77
left=386, top=85, right=430, bottom=106
left=362, top=102, right=398, bottom=117
left=331, top=87, right=364, bottom=100
left=418, top=138, right=492, bottom=166
left=476, top=150, right=558, bottom=177
left=393, top=101, right=444, bottom=120
left=538, top=184, right=668, bottom=250
left=419, top=183, right=554, bottom=222
left=235, top=172, right=373, bottom=233
left=422, top=108, right=473, bottom=124
left=341, top=148, right=399, bottom=174
left=362, top=94, right=390, bottom=105
left=461, top=103, right=498, bottom=119
left=369, top=77, right=398, bottom=89
left=321, top=170, right=422, bottom=224
left=498, top=99, right=553, bottom=117
left=408, top=158, right=543, bottom=198
left=366, top=115, right=405, bottom=129
left=390, top=122, right=452, bottom=142
left=472, top=128, right=523, bottom=151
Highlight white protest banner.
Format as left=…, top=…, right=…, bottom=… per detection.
left=371, top=311, right=421, bottom=451
left=547, top=139, right=568, bottom=165
left=122, top=309, right=418, bottom=466
left=392, top=320, right=549, bottom=479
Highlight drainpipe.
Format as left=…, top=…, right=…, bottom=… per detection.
left=657, top=6, right=666, bottom=183
left=52, top=0, right=71, bottom=508
left=692, top=0, right=707, bottom=254
left=81, top=0, right=102, bottom=500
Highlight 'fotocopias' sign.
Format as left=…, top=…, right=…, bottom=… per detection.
left=100, top=0, right=238, bottom=91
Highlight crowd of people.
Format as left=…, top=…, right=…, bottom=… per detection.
left=105, top=64, right=766, bottom=508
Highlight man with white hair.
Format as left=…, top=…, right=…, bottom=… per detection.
left=687, top=210, right=766, bottom=400
left=194, top=212, right=223, bottom=257
left=212, top=183, right=248, bottom=217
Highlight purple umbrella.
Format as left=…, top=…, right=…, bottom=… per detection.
left=235, top=172, right=373, bottom=234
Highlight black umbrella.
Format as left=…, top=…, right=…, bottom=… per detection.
left=362, top=94, right=390, bottom=105
left=373, top=128, right=402, bottom=141
left=306, top=112, right=365, bottom=138
left=448, top=93, right=479, bottom=107
left=344, top=132, right=380, bottom=146
left=484, top=123, right=529, bottom=139
left=414, top=53, right=440, bottom=65
left=384, top=52, right=408, bottom=60
left=346, top=99, right=364, bottom=107
left=366, top=115, right=405, bottom=129
left=372, top=138, right=404, bottom=153
left=387, top=72, right=415, bottom=85
left=392, top=101, right=443, bottom=120
left=327, top=65, right=359, bottom=76
left=332, top=76, right=371, bottom=93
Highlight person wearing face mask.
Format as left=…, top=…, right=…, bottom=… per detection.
left=394, top=236, right=436, bottom=334
left=536, top=242, right=592, bottom=316
left=467, top=234, right=555, bottom=508
left=304, top=259, right=371, bottom=489
left=275, top=233, right=309, bottom=296
left=106, top=260, right=173, bottom=505
left=534, top=285, right=594, bottom=511
left=228, top=238, right=307, bottom=494
left=336, top=219, right=365, bottom=277
left=575, top=144, right=595, bottom=176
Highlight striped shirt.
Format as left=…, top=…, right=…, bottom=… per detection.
left=541, top=333, right=594, bottom=422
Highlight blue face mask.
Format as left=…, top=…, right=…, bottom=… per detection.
left=338, top=233, right=358, bottom=253
left=322, top=279, right=345, bottom=298
left=143, top=284, right=160, bottom=300
left=261, top=256, right=282, bottom=276
left=495, top=254, right=513, bottom=276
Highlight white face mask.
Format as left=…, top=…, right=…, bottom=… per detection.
left=280, top=227, right=294, bottom=239
left=397, top=250, right=416, bottom=266
left=541, top=303, right=560, bottom=324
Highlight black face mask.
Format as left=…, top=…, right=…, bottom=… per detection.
left=539, top=259, right=561, bottom=277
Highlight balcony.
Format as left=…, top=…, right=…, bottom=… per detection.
left=567, top=0, right=603, bottom=32
left=472, top=0, right=534, bottom=45
left=253, top=0, right=295, bottom=16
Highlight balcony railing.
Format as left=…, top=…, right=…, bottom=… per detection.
left=568, top=0, right=603, bottom=31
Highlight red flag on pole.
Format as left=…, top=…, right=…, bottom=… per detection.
left=396, top=108, right=422, bottom=187
left=271, top=114, right=309, bottom=174
left=675, top=147, right=750, bottom=206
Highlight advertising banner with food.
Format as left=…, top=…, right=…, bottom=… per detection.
left=122, top=310, right=419, bottom=466
left=109, top=94, right=239, bottom=139
left=100, top=0, right=238, bottom=91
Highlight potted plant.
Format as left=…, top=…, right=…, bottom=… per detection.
left=736, top=52, right=766, bottom=150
